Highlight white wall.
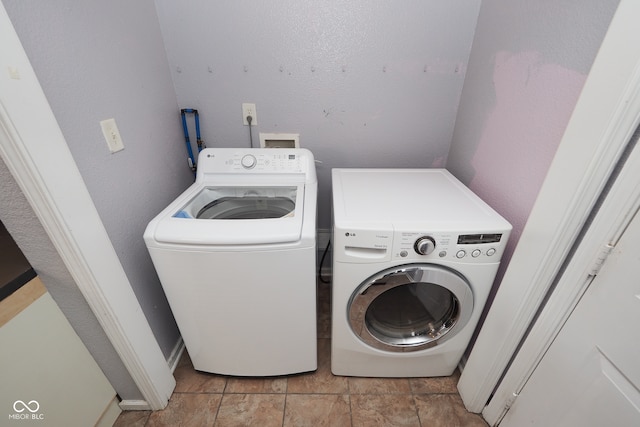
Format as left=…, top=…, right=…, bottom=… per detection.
left=447, top=0, right=620, bottom=324
left=155, top=0, right=482, bottom=228
left=3, top=0, right=193, bottom=387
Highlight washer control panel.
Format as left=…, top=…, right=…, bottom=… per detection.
left=196, top=148, right=314, bottom=175
left=230, top=152, right=303, bottom=172
left=393, top=231, right=505, bottom=263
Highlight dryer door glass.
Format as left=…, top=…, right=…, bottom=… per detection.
left=348, top=264, right=473, bottom=352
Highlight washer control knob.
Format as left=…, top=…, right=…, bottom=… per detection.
left=241, top=154, right=257, bottom=169
left=414, top=236, right=436, bottom=255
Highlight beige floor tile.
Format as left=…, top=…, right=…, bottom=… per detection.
left=317, top=337, right=331, bottom=366
left=115, top=278, right=485, bottom=427
left=350, top=394, right=420, bottom=427
left=414, top=394, right=488, bottom=427
left=214, top=394, right=285, bottom=427
left=146, top=393, right=221, bottom=427
left=173, top=353, right=227, bottom=393
left=225, top=376, right=287, bottom=394
left=409, top=369, right=460, bottom=394
left=112, top=410, right=151, bottom=427
left=284, top=394, right=351, bottom=427
left=348, top=377, right=412, bottom=394
left=288, top=339, right=349, bottom=394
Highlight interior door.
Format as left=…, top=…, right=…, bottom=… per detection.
left=499, top=207, right=640, bottom=426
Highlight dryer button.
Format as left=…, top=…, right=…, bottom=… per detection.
left=472, top=249, right=481, bottom=258
left=487, top=248, right=496, bottom=256
left=456, top=250, right=466, bottom=259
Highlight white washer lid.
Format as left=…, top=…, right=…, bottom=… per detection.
left=146, top=182, right=305, bottom=245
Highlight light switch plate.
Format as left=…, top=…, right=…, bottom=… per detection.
left=100, top=118, right=124, bottom=153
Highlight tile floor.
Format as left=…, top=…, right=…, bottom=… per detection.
left=114, top=281, right=487, bottom=427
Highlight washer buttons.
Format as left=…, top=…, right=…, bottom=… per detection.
left=487, top=248, right=496, bottom=256
left=456, top=250, right=466, bottom=259
left=400, top=250, right=408, bottom=257
left=472, top=249, right=481, bottom=258
left=439, top=251, right=447, bottom=258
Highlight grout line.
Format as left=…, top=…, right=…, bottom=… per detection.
left=281, top=393, right=288, bottom=427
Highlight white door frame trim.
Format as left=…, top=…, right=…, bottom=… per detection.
left=0, top=3, right=174, bottom=410
left=485, top=110, right=640, bottom=426
left=457, top=0, right=640, bottom=417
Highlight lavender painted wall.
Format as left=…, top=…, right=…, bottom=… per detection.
left=154, top=0, right=482, bottom=229
left=3, top=0, right=194, bottom=396
left=447, top=0, right=620, bottom=327
left=2, top=0, right=621, bottom=395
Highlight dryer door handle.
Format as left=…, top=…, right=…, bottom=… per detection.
left=361, top=268, right=423, bottom=296
left=374, top=267, right=423, bottom=286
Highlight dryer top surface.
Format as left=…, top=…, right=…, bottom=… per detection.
left=332, top=168, right=510, bottom=231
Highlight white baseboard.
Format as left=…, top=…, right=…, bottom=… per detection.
left=119, top=338, right=184, bottom=411
left=119, top=399, right=151, bottom=411
left=96, top=396, right=122, bottom=426
left=167, top=337, right=185, bottom=373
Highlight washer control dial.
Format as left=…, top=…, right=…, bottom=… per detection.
left=241, top=154, right=257, bottom=169
left=414, top=236, right=436, bottom=255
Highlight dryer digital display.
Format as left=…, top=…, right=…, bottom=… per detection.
left=457, top=234, right=503, bottom=245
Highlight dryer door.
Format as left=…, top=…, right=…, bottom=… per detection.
left=348, top=264, right=473, bottom=352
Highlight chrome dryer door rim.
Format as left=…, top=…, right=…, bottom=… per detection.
left=348, top=264, right=473, bottom=353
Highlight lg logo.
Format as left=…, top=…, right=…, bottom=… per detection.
left=345, top=232, right=356, bottom=237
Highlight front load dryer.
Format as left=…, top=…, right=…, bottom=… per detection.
left=331, top=168, right=511, bottom=377
left=144, top=148, right=317, bottom=376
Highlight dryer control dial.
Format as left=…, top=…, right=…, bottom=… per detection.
left=241, top=154, right=257, bottom=169
left=414, top=236, right=436, bottom=255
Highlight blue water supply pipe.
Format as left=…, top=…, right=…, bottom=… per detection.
left=180, top=108, right=204, bottom=173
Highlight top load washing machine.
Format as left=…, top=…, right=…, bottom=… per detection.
left=331, top=168, right=511, bottom=377
left=144, top=148, right=317, bottom=376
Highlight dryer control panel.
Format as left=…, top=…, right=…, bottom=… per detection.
left=334, top=228, right=510, bottom=264
left=392, top=231, right=507, bottom=263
